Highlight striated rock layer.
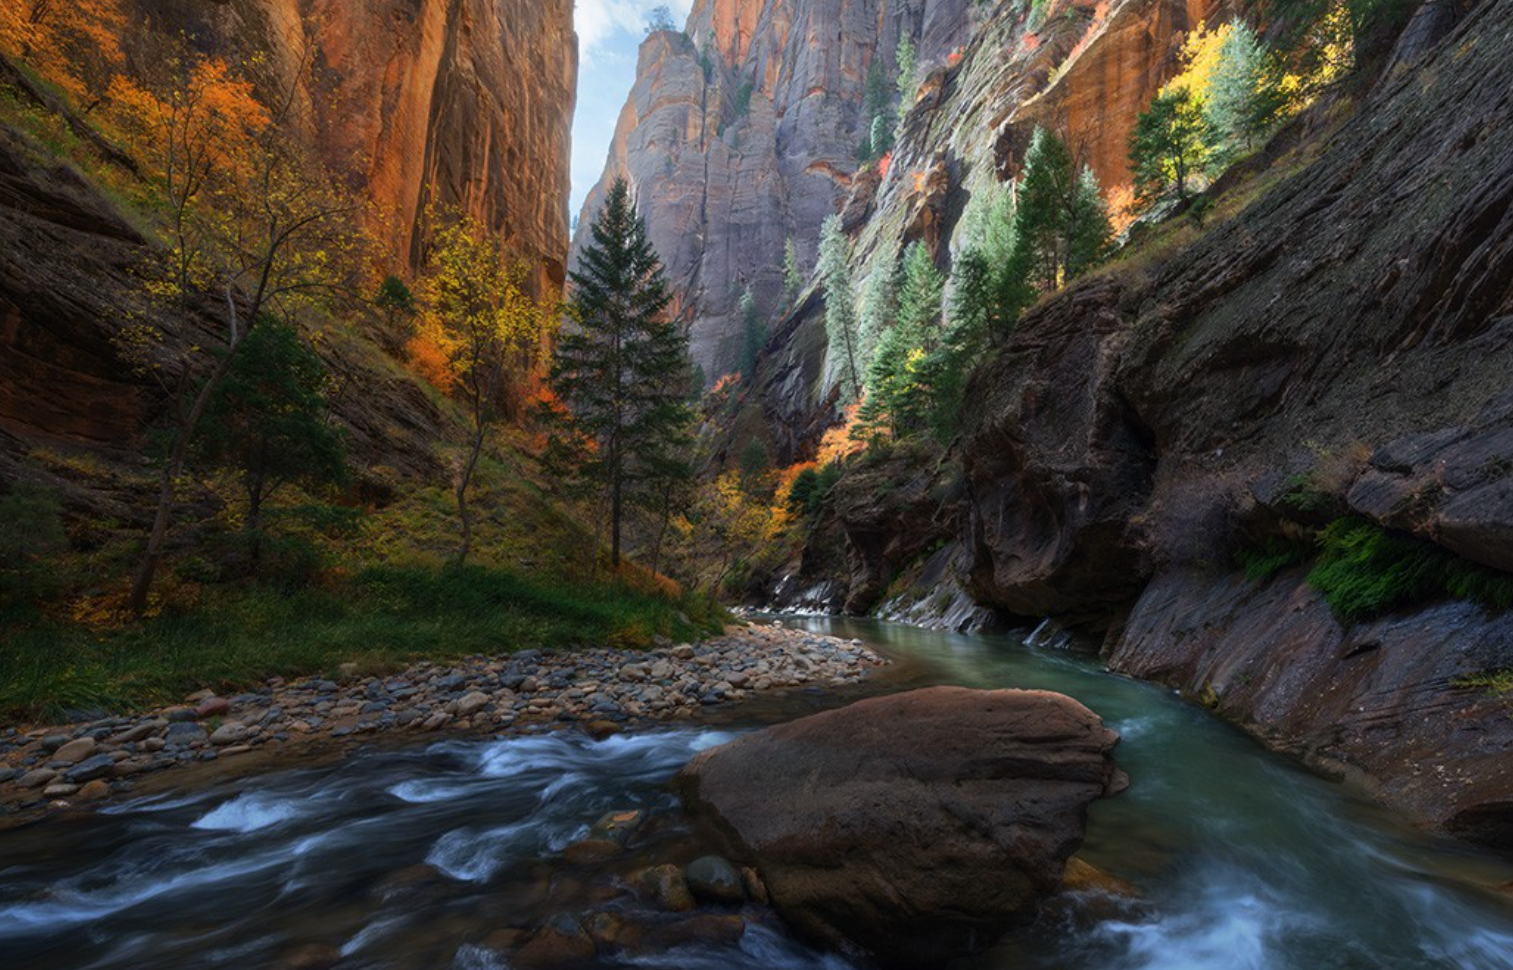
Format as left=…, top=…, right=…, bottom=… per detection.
left=956, top=0, right=1513, bottom=843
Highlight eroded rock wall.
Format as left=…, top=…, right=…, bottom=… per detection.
left=0, top=0, right=576, bottom=485
left=957, top=0, right=1513, bottom=842
left=131, top=0, right=577, bottom=293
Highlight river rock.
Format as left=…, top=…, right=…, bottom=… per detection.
left=514, top=912, right=596, bottom=969
left=675, top=687, right=1126, bottom=965
left=684, top=855, right=744, bottom=905
left=65, top=754, right=116, bottom=783
left=52, top=736, right=97, bottom=765
left=456, top=691, right=490, bottom=717
left=18, top=768, right=56, bottom=789
left=634, top=864, right=695, bottom=912
left=209, top=723, right=249, bottom=746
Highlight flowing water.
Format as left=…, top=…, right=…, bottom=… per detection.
left=2, top=617, right=1512, bottom=970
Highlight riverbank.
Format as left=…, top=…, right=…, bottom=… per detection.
left=0, top=624, right=887, bottom=822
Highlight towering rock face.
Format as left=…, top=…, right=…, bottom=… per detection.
left=574, top=0, right=973, bottom=381
left=578, top=0, right=1223, bottom=391
left=130, top=0, right=577, bottom=294
left=0, top=0, right=576, bottom=467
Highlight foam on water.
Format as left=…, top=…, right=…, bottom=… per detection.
left=191, top=792, right=304, bottom=833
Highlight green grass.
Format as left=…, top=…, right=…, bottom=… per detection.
left=0, top=565, right=724, bottom=723
left=1306, top=518, right=1513, bottom=623
left=1235, top=535, right=1313, bottom=582
left=1452, top=670, right=1513, bottom=699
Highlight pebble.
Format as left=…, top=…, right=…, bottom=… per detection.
left=0, top=625, right=887, bottom=818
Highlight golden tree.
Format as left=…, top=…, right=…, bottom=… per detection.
left=113, top=40, right=370, bottom=615
left=416, top=212, right=555, bottom=564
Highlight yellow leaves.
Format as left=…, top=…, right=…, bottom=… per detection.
left=417, top=211, right=558, bottom=411
left=1161, top=20, right=1234, bottom=106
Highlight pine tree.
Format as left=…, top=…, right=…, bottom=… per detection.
left=818, top=214, right=864, bottom=401
left=738, top=285, right=765, bottom=381
left=1207, top=19, right=1284, bottom=153
left=782, top=237, right=803, bottom=306
left=1068, top=167, right=1114, bottom=278
left=1129, top=88, right=1212, bottom=208
left=552, top=177, right=695, bottom=568
left=1016, top=127, right=1112, bottom=289
left=192, top=320, right=347, bottom=568
left=896, top=34, right=918, bottom=106
left=858, top=237, right=898, bottom=365
left=856, top=241, right=943, bottom=440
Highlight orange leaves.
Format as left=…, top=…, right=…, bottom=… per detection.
left=404, top=331, right=458, bottom=392
left=877, top=151, right=892, bottom=181
left=817, top=401, right=866, bottom=465
left=0, top=0, right=126, bottom=104
left=1105, top=183, right=1137, bottom=234
left=1021, top=32, right=1040, bottom=53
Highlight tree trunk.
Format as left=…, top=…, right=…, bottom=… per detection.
left=247, top=478, right=264, bottom=572
left=610, top=466, right=623, bottom=570
left=126, top=347, right=241, bottom=616
left=456, top=421, right=486, bottom=565
left=651, top=480, right=673, bottom=577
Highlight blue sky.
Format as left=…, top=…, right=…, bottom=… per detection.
left=571, top=0, right=695, bottom=220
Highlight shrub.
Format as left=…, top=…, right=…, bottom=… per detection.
left=1307, top=518, right=1513, bottom=622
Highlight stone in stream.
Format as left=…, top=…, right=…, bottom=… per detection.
left=684, top=855, right=745, bottom=905
left=514, top=912, right=596, bottom=969
left=64, top=754, right=116, bottom=783
left=674, top=686, right=1126, bottom=966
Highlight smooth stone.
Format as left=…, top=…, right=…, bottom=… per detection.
left=194, top=697, right=231, bottom=719
left=64, top=754, right=116, bottom=783
left=209, top=723, right=249, bottom=746
left=51, top=737, right=97, bottom=765
left=42, top=783, right=79, bottom=798
left=685, top=855, right=746, bottom=905
left=456, top=691, right=490, bottom=717
left=18, top=768, right=56, bottom=789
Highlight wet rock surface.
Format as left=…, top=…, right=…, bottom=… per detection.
left=0, top=625, right=886, bottom=822
left=1108, top=568, right=1513, bottom=849
left=675, top=686, right=1126, bottom=965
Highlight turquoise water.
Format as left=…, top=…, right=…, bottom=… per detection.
left=0, top=617, right=1510, bottom=969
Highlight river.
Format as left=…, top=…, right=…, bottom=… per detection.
left=1, top=617, right=1511, bottom=969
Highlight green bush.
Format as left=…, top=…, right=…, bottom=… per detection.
left=1235, top=535, right=1312, bottom=582
left=1307, top=518, right=1513, bottom=622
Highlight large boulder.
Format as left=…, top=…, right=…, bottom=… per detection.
left=673, top=687, right=1125, bottom=965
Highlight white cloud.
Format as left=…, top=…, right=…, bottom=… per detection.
left=575, top=0, right=694, bottom=56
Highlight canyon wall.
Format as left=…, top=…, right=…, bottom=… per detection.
left=0, top=0, right=576, bottom=482
left=132, top=0, right=577, bottom=293
left=581, top=0, right=1228, bottom=392
left=573, top=0, right=975, bottom=382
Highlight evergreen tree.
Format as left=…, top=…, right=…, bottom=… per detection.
left=783, top=237, right=803, bottom=306
left=738, top=285, right=765, bottom=381
left=552, top=177, right=695, bottom=568
left=896, top=34, right=918, bottom=106
left=896, top=239, right=944, bottom=334
left=374, top=275, right=416, bottom=350
left=193, top=320, right=347, bottom=567
left=1207, top=19, right=1284, bottom=152
left=1016, top=127, right=1112, bottom=289
left=818, top=214, right=864, bottom=401
left=857, top=241, right=943, bottom=440
left=858, top=238, right=899, bottom=365
left=1129, top=87, right=1212, bottom=208
left=1068, top=167, right=1114, bottom=278
left=869, top=114, right=894, bottom=161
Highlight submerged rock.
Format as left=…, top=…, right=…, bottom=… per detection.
left=675, top=686, right=1125, bottom=965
